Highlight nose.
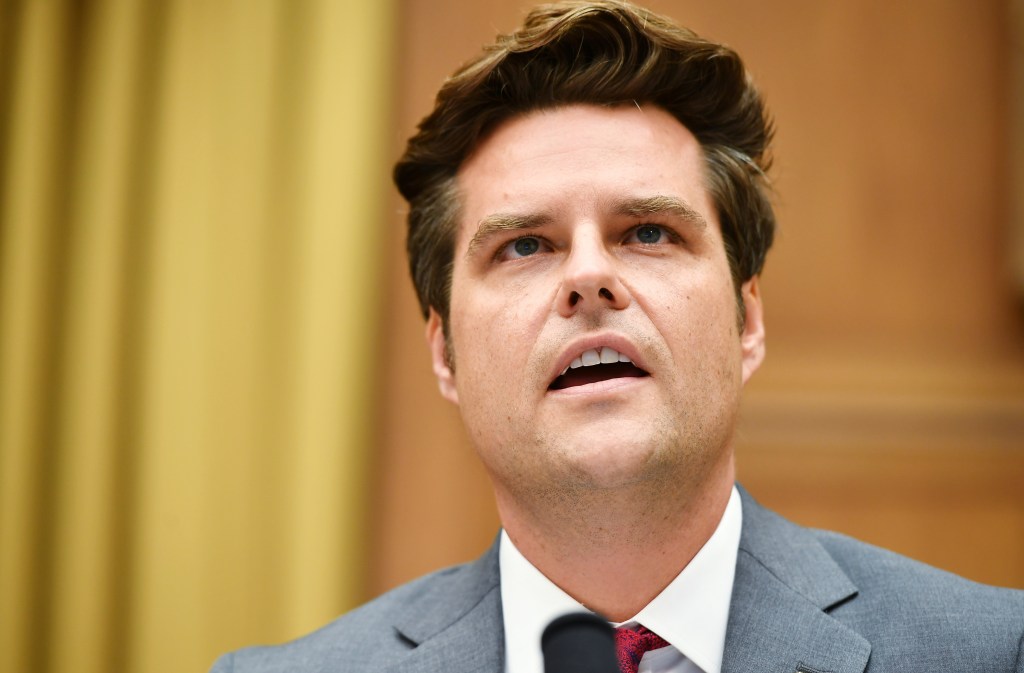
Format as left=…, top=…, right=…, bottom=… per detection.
left=555, top=230, right=631, bottom=317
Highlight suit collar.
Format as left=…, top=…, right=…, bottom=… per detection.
left=390, top=538, right=504, bottom=673
left=386, top=489, right=874, bottom=673
left=722, top=486, right=870, bottom=673
left=735, top=486, right=858, bottom=611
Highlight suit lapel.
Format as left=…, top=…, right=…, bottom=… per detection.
left=388, top=539, right=504, bottom=673
left=722, top=488, right=870, bottom=673
left=381, top=490, right=874, bottom=673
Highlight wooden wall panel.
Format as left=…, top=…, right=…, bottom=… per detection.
left=1013, top=0, right=1024, bottom=294
left=737, top=382, right=1024, bottom=587
left=370, top=0, right=1024, bottom=598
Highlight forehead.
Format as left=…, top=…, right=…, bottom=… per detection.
left=454, top=104, right=715, bottom=246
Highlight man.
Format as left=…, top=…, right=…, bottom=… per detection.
left=212, top=1, right=1024, bottom=671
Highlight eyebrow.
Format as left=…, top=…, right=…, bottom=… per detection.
left=614, top=195, right=709, bottom=230
left=466, top=212, right=552, bottom=258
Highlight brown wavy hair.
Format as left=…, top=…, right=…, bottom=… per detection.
left=394, top=0, right=775, bottom=326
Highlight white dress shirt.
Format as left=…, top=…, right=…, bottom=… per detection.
left=499, top=486, right=742, bottom=673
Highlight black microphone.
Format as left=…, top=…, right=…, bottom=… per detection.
left=541, top=612, right=619, bottom=673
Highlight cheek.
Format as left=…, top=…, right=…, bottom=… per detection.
left=453, top=272, right=552, bottom=348
left=449, top=293, right=539, bottom=386
left=655, top=279, right=742, bottom=370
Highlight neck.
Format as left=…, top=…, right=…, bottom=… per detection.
left=496, top=458, right=735, bottom=623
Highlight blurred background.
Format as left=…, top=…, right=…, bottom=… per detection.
left=1, top=1, right=1022, bottom=672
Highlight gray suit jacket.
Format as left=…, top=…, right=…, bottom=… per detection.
left=212, top=488, right=1024, bottom=672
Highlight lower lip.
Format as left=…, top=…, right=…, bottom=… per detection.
left=545, top=375, right=649, bottom=398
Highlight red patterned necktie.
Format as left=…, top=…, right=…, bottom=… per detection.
left=614, top=625, right=671, bottom=673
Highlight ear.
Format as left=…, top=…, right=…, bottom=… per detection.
left=739, top=276, right=765, bottom=385
left=425, top=308, right=459, bottom=404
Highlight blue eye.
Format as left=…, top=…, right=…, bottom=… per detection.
left=496, top=235, right=549, bottom=261
left=635, top=225, right=663, bottom=244
left=630, top=225, right=663, bottom=243
left=512, top=237, right=541, bottom=257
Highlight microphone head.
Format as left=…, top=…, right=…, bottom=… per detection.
left=541, top=612, right=618, bottom=673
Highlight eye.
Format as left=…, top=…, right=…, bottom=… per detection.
left=636, top=225, right=662, bottom=244
left=499, top=236, right=544, bottom=260
left=514, top=237, right=540, bottom=256
left=628, top=224, right=669, bottom=245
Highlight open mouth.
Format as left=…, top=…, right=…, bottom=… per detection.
left=549, top=346, right=650, bottom=390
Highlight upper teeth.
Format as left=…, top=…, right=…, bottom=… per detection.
left=562, top=347, right=632, bottom=375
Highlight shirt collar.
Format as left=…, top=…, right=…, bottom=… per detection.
left=499, top=485, right=742, bottom=673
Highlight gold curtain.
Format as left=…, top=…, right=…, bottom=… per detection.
left=0, top=1, right=394, bottom=672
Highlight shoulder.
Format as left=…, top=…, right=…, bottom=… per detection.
left=735, top=488, right=1024, bottom=672
left=811, top=527, right=1024, bottom=671
left=210, top=554, right=494, bottom=673
left=812, top=527, right=1024, bottom=627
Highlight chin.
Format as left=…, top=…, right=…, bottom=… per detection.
left=552, top=431, right=672, bottom=490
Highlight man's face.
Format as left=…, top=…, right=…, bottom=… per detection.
left=426, top=104, right=764, bottom=507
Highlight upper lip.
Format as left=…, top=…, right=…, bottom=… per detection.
left=548, top=333, right=649, bottom=387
